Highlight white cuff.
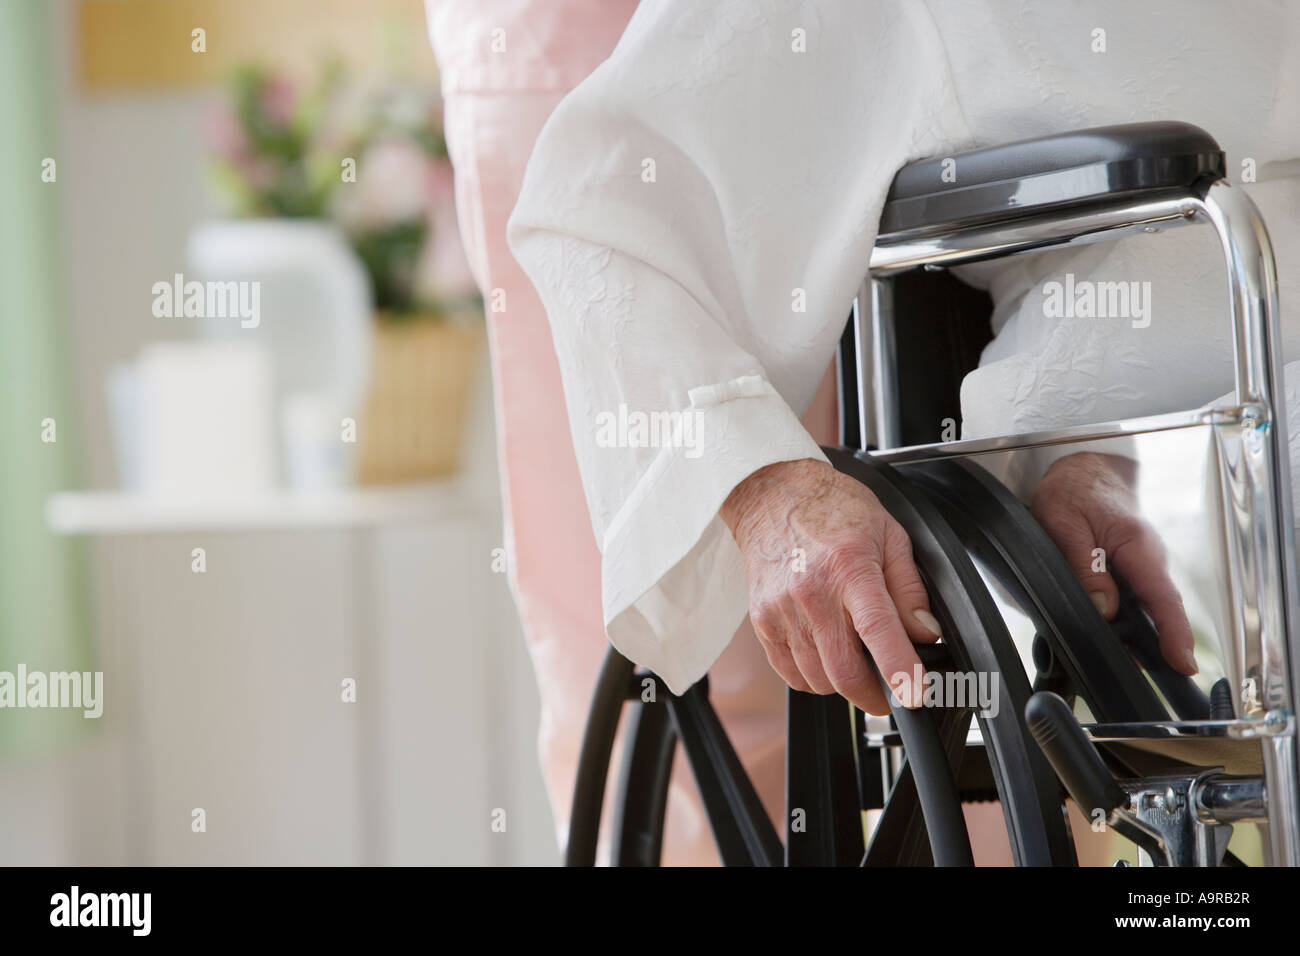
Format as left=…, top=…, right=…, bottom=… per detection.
left=601, top=378, right=827, bottom=694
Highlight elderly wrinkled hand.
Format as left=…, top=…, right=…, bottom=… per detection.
left=719, top=458, right=943, bottom=715
left=1029, top=452, right=1198, bottom=676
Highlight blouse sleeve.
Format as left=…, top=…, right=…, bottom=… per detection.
left=508, top=0, right=967, bottom=692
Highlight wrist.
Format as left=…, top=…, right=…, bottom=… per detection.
left=720, top=458, right=829, bottom=540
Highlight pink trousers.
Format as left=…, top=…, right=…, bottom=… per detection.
left=444, top=82, right=845, bottom=862
left=433, top=0, right=1073, bottom=867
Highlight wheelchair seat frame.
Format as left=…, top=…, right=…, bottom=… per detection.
left=567, top=122, right=1300, bottom=867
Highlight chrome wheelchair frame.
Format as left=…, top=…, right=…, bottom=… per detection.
left=567, top=122, right=1300, bottom=867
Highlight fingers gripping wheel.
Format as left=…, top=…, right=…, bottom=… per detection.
left=568, top=447, right=1080, bottom=866
left=901, top=459, right=1170, bottom=723
left=822, top=446, right=1077, bottom=866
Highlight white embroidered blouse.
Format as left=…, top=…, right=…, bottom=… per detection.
left=508, top=0, right=1300, bottom=693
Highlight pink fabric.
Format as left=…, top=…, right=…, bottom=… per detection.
left=428, top=0, right=640, bottom=95
left=430, top=0, right=1089, bottom=868
left=432, top=0, right=809, bottom=864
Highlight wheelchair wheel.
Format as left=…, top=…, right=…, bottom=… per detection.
left=566, top=446, right=1205, bottom=866
left=566, top=650, right=784, bottom=866
left=829, top=448, right=1076, bottom=865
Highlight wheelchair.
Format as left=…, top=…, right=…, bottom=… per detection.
left=566, top=122, right=1300, bottom=867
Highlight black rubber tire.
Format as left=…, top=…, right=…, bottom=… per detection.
left=824, top=446, right=1077, bottom=866
left=903, top=458, right=1169, bottom=723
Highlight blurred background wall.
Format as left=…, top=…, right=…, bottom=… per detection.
left=0, top=0, right=558, bottom=865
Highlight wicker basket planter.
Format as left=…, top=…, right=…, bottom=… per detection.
left=356, top=315, right=480, bottom=484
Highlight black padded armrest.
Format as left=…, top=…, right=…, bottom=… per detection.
left=878, top=121, right=1224, bottom=239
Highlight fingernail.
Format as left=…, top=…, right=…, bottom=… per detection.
left=1089, top=591, right=1109, bottom=616
left=889, top=675, right=922, bottom=709
left=1182, top=649, right=1200, bottom=676
left=913, top=609, right=942, bottom=638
